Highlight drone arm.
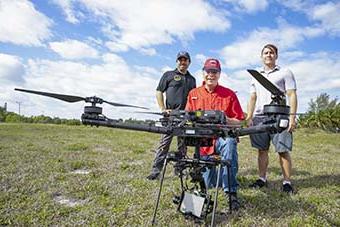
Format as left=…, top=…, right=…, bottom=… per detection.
left=81, top=115, right=172, bottom=134
left=234, top=124, right=277, bottom=136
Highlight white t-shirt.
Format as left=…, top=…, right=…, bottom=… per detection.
left=250, top=65, right=297, bottom=115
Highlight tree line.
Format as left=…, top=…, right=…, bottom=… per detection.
left=0, top=108, right=81, bottom=125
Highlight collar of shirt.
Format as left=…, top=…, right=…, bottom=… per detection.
left=260, top=65, right=280, bottom=74
left=201, top=82, right=220, bottom=94
left=174, top=68, right=189, bottom=76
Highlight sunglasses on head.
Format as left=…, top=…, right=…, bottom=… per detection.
left=204, top=69, right=220, bottom=74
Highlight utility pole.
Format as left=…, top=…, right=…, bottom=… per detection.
left=4, top=102, right=7, bottom=112
left=16, top=101, right=21, bottom=115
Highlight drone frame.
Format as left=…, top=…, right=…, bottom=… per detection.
left=14, top=69, right=293, bottom=226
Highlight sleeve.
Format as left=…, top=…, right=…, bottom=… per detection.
left=156, top=72, right=169, bottom=92
left=229, top=93, right=245, bottom=120
left=250, top=77, right=256, bottom=94
left=192, top=77, right=197, bottom=89
left=285, top=69, right=297, bottom=90
left=185, top=90, right=194, bottom=111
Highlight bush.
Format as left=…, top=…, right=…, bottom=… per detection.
left=298, top=93, right=340, bottom=133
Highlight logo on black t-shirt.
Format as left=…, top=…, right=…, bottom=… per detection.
left=174, top=75, right=182, bottom=81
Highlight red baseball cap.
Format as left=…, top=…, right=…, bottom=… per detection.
left=203, top=58, right=221, bottom=72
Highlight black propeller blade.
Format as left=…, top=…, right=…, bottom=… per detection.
left=15, top=88, right=149, bottom=110
left=135, top=111, right=164, bottom=115
left=247, top=69, right=284, bottom=96
left=103, top=100, right=149, bottom=110
left=15, top=88, right=85, bottom=103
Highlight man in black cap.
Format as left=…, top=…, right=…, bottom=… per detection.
left=147, top=51, right=196, bottom=180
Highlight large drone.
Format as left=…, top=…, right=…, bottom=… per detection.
left=15, top=69, right=291, bottom=226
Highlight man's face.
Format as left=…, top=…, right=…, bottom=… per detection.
left=261, top=47, right=277, bottom=66
left=176, top=57, right=190, bottom=71
left=203, top=69, right=220, bottom=87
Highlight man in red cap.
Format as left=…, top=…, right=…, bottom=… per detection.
left=186, top=58, right=244, bottom=210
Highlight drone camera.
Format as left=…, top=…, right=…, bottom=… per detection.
left=176, top=191, right=213, bottom=219
left=279, top=118, right=289, bottom=128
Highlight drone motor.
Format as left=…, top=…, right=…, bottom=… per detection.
left=263, top=104, right=290, bottom=115
left=84, top=106, right=102, bottom=114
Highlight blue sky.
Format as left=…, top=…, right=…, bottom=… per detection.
left=0, top=0, right=339, bottom=120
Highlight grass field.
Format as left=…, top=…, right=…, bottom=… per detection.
left=0, top=123, right=339, bottom=226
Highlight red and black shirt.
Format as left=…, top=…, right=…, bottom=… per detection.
left=186, top=84, right=244, bottom=155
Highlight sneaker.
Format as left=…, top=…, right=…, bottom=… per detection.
left=146, top=172, right=160, bottom=180
left=249, top=179, right=267, bottom=188
left=226, top=192, right=240, bottom=211
left=282, top=183, right=294, bottom=194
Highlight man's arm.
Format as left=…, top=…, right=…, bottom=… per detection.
left=286, top=89, right=297, bottom=132
left=156, top=91, right=166, bottom=112
left=246, top=92, right=257, bottom=126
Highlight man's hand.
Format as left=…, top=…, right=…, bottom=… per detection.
left=287, top=116, right=296, bottom=132
left=161, top=109, right=172, bottom=114
left=245, top=117, right=253, bottom=127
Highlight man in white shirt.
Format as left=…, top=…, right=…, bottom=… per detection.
left=246, top=44, right=298, bottom=193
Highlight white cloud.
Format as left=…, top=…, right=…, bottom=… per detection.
left=279, top=0, right=340, bottom=36
left=224, top=0, right=269, bottom=13
left=310, top=2, right=340, bottom=36
left=161, top=66, right=173, bottom=74
left=51, top=0, right=81, bottom=24
left=49, top=39, right=99, bottom=59
left=139, top=48, right=157, bottom=56
left=287, top=54, right=340, bottom=92
left=72, top=0, right=230, bottom=52
left=105, top=41, right=129, bottom=52
left=12, top=54, right=159, bottom=119
left=0, top=53, right=25, bottom=84
left=220, top=19, right=324, bottom=69
left=195, top=54, right=208, bottom=65
left=0, top=0, right=52, bottom=46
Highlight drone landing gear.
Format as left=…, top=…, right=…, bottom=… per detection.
left=151, top=149, right=232, bottom=226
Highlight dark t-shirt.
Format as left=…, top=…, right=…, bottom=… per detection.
left=156, top=69, right=196, bottom=110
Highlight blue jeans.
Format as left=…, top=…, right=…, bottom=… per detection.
left=202, top=137, right=238, bottom=193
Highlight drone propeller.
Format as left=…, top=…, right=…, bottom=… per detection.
left=15, top=88, right=149, bottom=110
left=135, top=111, right=164, bottom=115
left=247, top=69, right=284, bottom=96
left=103, top=100, right=148, bottom=110
left=255, top=112, right=306, bottom=117
left=15, top=88, right=85, bottom=103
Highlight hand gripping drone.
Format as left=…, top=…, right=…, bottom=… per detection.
left=15, top=69, right=290, bottom=226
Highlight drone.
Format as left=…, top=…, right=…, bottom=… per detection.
left=15, top=69, right=291, bottom=226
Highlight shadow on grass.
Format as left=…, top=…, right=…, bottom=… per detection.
left=239, top=190, right=338, bottom=226
left=238, top=171, right=339, bottom=194
left=239, top=167, right=312, bottom=178
left=231, top=173, right=340, bottom=226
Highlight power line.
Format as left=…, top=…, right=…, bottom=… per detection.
left=15, top=101, right=22, bottom=115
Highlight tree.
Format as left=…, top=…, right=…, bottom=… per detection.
left=299, top=93, right=340, bottom=132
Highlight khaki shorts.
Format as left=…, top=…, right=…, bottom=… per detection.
left=249, top=116, right=293, bottom=152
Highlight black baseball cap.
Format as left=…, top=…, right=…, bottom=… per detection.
left=176, top=51, right=191, bottom=62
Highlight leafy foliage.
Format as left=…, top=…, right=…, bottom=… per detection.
left=298, top=93, right=340, bottom=133
left=0, top=108, right=81, bottom=125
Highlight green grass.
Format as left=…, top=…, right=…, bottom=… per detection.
left=0, top=123, right=339, bottom=226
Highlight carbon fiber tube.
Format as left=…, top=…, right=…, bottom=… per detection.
left=82, top=118, right=172, bottom=134
left=234, top=124, right=277, bottom=136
